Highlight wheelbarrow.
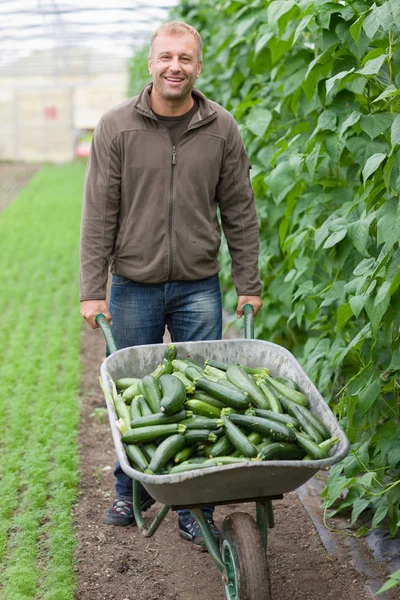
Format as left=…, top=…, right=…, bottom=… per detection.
left=97, top=306, right=350, bottom=600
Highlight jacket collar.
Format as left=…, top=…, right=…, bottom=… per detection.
left=133, top=83, right=217, bottom=124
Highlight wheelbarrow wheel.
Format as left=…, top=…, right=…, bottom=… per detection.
left=221, top=512, right=271, bottom=600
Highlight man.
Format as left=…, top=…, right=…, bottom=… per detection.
left=80, top=21, right=262, bottom=549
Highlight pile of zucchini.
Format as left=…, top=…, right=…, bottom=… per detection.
left=102, top=345, right=339, bottom=475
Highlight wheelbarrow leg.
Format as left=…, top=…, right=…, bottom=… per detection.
left=256, top=499, right=274, bottom=554
left=190, top=508, right=225, bottom=574
left=132, top=479, right=170, bottom=537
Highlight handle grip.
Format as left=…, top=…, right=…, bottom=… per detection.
left=95, top=313, right=118, bottom=354
left=243, top=303, right=254, bottom=339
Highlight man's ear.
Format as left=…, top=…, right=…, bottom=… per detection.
left=196, top=61, right=203, bottom=79
left=148, top=57, right=153, bottom=76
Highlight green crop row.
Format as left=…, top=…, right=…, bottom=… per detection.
left=0, top=162, right=85, bottom=600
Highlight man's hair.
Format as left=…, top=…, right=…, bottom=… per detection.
left=149, top=22, right=203, bottom=61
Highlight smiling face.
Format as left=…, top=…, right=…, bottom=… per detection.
left=148, top=33, right=202, bottom=113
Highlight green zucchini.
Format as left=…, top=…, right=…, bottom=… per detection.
left=274, top=376, right=299, bottom=390
left=121, top=423, right=186, bottom=444
left=289, top=404, right=323, bottom=444
left=227, top=413, right=296, bottom=442
left=125, top=444, right=149, bottom=471
left=142, top=443, right=157, bottom=461
left=146, top=434, right=185, bottom=474
left=194, top=377, right=250, bottom=410
left=265, top=375, right=309, bottom=407
left=116, top=377, right=142, bottom=391
left=162, top=358, right=174, bottom=374
left=140, top=375, right=162, bottom=413
left=181, top=416, right=224, bottom=430
left=203, top=364, right=227, bottom=380
left=256, top=379, right=283, bottom=413
left=252, top=408, right=300, bottom=429
left=189, top=391, right=226, bottom=409
left=164, top=344, right=177, bottom=362
left=205, top=359, right=269, bottom=376
left=184, top=429, right=218, bottom=445
left=113, top=395, right=131, bottom=431
left=174, top=446, right=196, bottom=464
left=137, top=395, right=153, bottom=416
left=172, top=359, right=202, bottom=378
left=247, top=431, right=263, bottom=445
left=289, top=403, right=330, bottom=440
left=185, top=399, right=221, bottom=418
left=130, top=409, right=191, bottom=429
left=159, top=374, right=186, bottom=415
left=204, top=435, right=234, bottom=458
left=293, top=430, right=328, bottom=460
left=130, top=396, right=142, bottom=421
left=226, top=365, right=269, bottom=409
left=172, top=371, right=195, bottom=393
left=169, top=462, right=212, bottom=474
left=222, top=415, right=258, bottom=458
left=122, top=379, right=142, bottom=402
left=150, top=362, right=166, bottom=381
left=258, top=442, right=305, bottom=461
left=303, top=436, right=339, bottom=460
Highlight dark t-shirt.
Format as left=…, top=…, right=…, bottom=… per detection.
left=152, top=98, right=199, bottom=146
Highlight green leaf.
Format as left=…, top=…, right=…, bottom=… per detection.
left=371, top=499, right=390, bottom=529
left=305, top=142, right=321, bottom=179
left=390, top=0, right=400, bottom=28
left=362, top=7, right=382, bottom=40
left=323, top=228, right=347, bottom=249
left=348, top=217, right=372, bottom=255
left=346, top=137, right=388, bottom=167
left=377, top=199, right=400, bottom=248
left=373, top=84, right=398, bottom=103
left=350, top=294, right=365, bottom=318
left=316, top=109, right=337, bottom=133
left=246, top=107, right=272, bottom=137
left=293, top=14, right=314, bottom=43
left=388, top=445, right=400, bottom=468
left=337, top=303, right=353, bottom=331
left=391, top=115, right=400, bottom=149
left=255, top=31, right=273, bottom=55
left=358, top=377, right=382, bottom=415
left=365, top=295, right=390, bottom=332
left=325, top=69, right=355, bottom=96
left=376, top=569, right=400, bottom=594
left=357, top=54, right=386, bottom=76
left=351, top=498, right=370, bottom=524
left=267, top=0, right=295, bottom=31
left=353, top=257, right=376, bottom=277
left=350, top=13, right=368, bottom=44
left=362, top=153, right=386, bottom=183
left=340, top=111, right=361, bottom=137
left=374, top=281, right=391, bottom=307
left=337, top=323, right=371, bottom=364
left=265, top=156, right=302, bottom=204
left=359, top=114, right=393, bottom=140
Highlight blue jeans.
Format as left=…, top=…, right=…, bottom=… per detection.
left=109, top=274, right=222, bottom=517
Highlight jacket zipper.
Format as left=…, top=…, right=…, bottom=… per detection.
left=168, top=144, right=176, bottom=280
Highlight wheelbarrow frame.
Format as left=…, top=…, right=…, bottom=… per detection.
left=96, top=306, right=350, bottom=597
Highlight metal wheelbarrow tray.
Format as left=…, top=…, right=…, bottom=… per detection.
left=100, top=338, right=349, bottom=507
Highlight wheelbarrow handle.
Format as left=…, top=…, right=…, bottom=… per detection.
left=243, top=303, right=254, bottom=340
left=95, top=303, right=255, bottom=355
left=95, top=313, right=118, bottom=355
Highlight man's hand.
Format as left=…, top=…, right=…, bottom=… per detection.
left=80, top=299, right=112, bottom=329
left=236, top=295, right=263, bottom=318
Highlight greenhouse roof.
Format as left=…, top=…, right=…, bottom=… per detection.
left=0, top=0, right=179, bottom=74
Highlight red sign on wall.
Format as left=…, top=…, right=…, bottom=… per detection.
left=44, top=105, right=57, bottom=120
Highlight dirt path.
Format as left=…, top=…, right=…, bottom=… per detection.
left=74, top=322, right=398, bottom=600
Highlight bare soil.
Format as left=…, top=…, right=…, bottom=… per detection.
left=74, top=322, right=397, bottom=600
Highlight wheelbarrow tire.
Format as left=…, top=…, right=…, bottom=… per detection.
left=221, top=512, right=271, bottom=600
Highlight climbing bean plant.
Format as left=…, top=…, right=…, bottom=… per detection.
left=129, top=0, right=400, bottom=538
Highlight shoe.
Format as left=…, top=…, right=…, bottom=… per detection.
left=178, top=513, right=221, bottom=551
left=104, top=489, right=155, bottom=526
